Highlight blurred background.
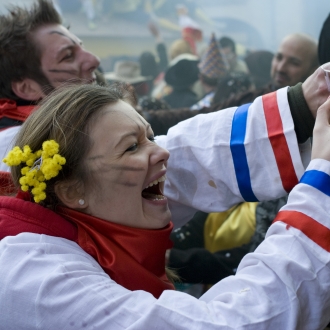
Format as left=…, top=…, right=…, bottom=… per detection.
left=1, top=0, right=328, bottom=72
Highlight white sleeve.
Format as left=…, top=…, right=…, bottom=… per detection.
left=156, top=87, right=306, bottom=227
left=1, top=159, right=330, bottom=329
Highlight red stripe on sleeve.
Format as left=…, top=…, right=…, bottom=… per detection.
left=274, top=210, right=330, bottom=252
left=262, top=92, right=298, bottom=192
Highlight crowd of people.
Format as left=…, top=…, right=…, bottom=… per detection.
left=1, top=0, right=330, bottom=329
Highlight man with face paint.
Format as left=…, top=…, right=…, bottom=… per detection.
left=0, top=0, right=100, bottom=170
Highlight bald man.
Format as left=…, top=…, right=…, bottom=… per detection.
left=271, top=33, right=319, bottom=89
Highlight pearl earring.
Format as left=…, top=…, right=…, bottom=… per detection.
left=78, top=199, right=85, bottom=205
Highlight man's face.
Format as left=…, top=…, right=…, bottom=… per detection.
left=271, top=37, right=314, bottom=89
left=32, top=24, right=100, bottom=91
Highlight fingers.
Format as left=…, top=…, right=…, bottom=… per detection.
left=311, top=96, right=330, bottom=161
left=315, top=96, right=330, bottom=128
left=321, top=63, right=330, bottom=91
left=302, top=65, right=330, bottom=118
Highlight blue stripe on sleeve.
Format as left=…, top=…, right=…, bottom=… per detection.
left=300, top=170, right=330, bottom=197
left=230, top=103, right=258, bottom=201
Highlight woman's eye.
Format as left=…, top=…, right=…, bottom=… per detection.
left=126, top=136, right=154, bottom=152
left=148, top=135, right=155, bottom=143
left=126, top=143, right=138, bottom=152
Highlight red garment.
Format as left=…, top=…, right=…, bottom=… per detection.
left=0, top=196, right=174, bottom=298
left=0, top=99, right=35, bottom=131
left=0, top=172, right=17, bottom=196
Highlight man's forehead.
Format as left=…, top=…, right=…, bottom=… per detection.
left=279, top=39, right=311, bottom=59
left=32, top=24, right=81, bottom=47
left=277, top=46, right=303, bottom=62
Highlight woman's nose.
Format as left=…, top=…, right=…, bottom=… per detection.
left=150, top=144, right=170, bottom=165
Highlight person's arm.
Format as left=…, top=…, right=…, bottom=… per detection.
left=156, top=43, right=168, bottom=73
left=145, top=82, right=313, bottom=143
left=157, top=87, right=304, bottom=227
left=148, top=21, right=168, bottom=72
left=287, top=83, right=315, bottom=143
left=157, top=67, right=329, bottom=228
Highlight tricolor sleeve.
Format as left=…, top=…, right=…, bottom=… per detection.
left=156, top=87, right=306, bottom=228
left=156, top=158, right=330, bottom=329
left=273, top=158, right=330, bottom=254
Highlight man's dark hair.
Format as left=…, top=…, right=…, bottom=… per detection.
left=219, top=36, right=236, bottom=54
left=0, top=0, right=62, bottom=100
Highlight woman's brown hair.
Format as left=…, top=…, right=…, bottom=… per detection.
left=11, top=82, right=137, bottom=209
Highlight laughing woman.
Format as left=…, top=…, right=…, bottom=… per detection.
left=1, top=82, right=330, bottom=329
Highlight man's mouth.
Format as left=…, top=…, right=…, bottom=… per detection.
left=142, top=175, right=166, bottom=201
left=87, top=77, right=96, bottom=84
left=275, top=72, right=289, bottom=82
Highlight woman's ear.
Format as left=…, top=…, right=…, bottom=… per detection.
left=54, top=180, right=88, bottom=210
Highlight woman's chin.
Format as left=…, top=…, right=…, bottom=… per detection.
left=151, top=209, right=172, bottom=229
left=141, top=198, right=172, bottom=229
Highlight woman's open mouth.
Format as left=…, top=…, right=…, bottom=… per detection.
left=142, top=175, right=167, bottom=201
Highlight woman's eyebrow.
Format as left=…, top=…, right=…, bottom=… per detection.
left=114, top=122, right=151, bottom=148
left=137, top=116, right=150, bottom=129
left=114, top=131, right=139, bottom=149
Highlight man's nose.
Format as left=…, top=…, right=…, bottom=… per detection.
left=81, top=50, right=100, bottom=72
left=276, top=59, right=287, bottom=72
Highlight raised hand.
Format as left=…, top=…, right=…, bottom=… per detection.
left=302, top=64, right=330, bottom=118
left=312, top=96, right=330, bottom=161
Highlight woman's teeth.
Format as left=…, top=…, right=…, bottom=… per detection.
left=143, top=193, right=167, bottom=201
left=145, top=175, right=166, bottom=189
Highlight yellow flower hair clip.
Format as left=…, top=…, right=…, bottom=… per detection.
left=3, top=140, right=66, bottom=203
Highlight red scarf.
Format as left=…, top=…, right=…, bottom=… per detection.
left=0, top=195, right=174, bottom=298
left=0, top=171, right=17, bottom=196
left=0, top=99, right=35, bottom=131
